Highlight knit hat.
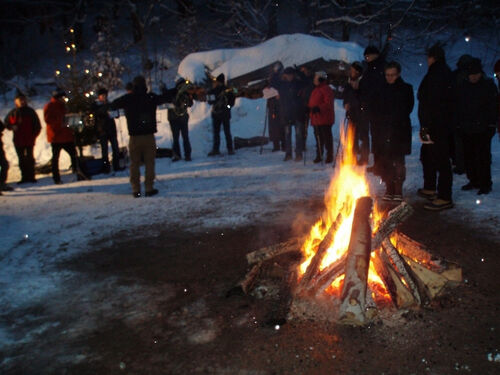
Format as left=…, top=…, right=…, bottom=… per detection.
left=15, top=89, right=26, bottom=99
left=283, top=67, right=295, bottom=75
left=52, top=88, right=66, bottom=98
left=216, top=73, right=225, bottom=83
left=351, top=61, right=363, bottom=74
left=315, top=71, right=327, bottom=80
left=364, top=46, right=380, bottom=56
left=466, top=58, right=483, bottom=74
left=494, top=59, right=500, bottom=73
left=456, top=54, right=473, bottom=70
left=427, top=44, right=445, bottom=62
left=97, top=87, right=108, bottom=96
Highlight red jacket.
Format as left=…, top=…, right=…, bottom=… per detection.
left=44, top=97, right=74, bottom=144
left=308, top=83, right=335, bottom=126
left=4, top=106, right=41, bottom=147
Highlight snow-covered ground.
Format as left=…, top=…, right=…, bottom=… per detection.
left=1, top=34, right=499, bottom=352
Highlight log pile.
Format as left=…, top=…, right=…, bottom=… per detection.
left=233, top=200, right=462, bottom=326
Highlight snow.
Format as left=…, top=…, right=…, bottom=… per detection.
left=178, top=33, right=364, bottom=82
left=1, top=33, right=500, bottom=355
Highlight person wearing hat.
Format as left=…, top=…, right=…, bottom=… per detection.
left=167, top=78, right=194, bottom=161
left=107, top=75, right=176, bottom=197
left=308, top=71, right=335, bottom=163
left=0, top=120, right=13, bottom=193
left=44, top=88, right=80, bottom=184
left=359, top=45, right=387, bottom=174
left=4, top=91, right=41, bottom=184
left=417, top=44, right=454, bottom=211
left=450, top=54, right=474, bottom=175
left=455, top=58, right=498, bottom=195
left=343, top=61, right=369, bottom=165
left=93, top=87, right=122, bottom=173
left=207, top=73, right=235, bottom=156
left=269, top=66, right=305, bottom=161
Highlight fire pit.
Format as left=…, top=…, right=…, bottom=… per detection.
left=233, top=126, right=462, bottom=326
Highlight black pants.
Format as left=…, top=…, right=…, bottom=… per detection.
left=0, top=142, right=8, bottom=185
left=170, top=117, right=191, bottom=158
left=452, top=130, right=465, bottom=172
left=313, top=124, right=333, bottom=159
left=420, top=139, right=453, bottom=201
left=212, top=115, right=233, bottom=152
left=463, top=130, right=494, bottom=189
left=99, top=132, right=120, bottom=170
left=370, top=119, right=384, bottom=174
left=353, top=116, right=370, bottom=163
left=51, top=142, right=78, bottom=182
left=380, top=153, right=406, bottom=184
left=15, top=146, right=36, bottom=182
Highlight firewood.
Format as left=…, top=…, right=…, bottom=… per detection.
left=297, top=211, right=343, bottom=291
left=226, top=262, right=262, bottom=297
left=382, top=239, right=421, bottom=305
left=338, top=197, right=373, bottom=325
left=371, top=202, right=414, bottom=251
left=310, top=256, right=346, bottom=297
left=246, top=238, right=300, bottom=265
left=378, top=249, right=417, bottom=308
left=371, top=250, right=399, bottom=307
left=400, top=255, right=448, bottom=299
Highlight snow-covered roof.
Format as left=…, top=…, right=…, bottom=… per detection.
left=178, top=33, right=364, bottom=83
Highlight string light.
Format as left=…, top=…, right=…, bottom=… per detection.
left=71, top=43, right=76, bottom=49
left=66, top=64, right=71, bottom=69
left=464, top=35, right=471, bottom=42
left=89, top=91, right=94, bottom=95
left=85, top=93, right=90, bottom=98
left=70, top=28, right=74, bottom=33
left=97, top=72, right=103, bottom=77
left=55, top=70, right=61, bottom=76
left=66, top=46, right=71, bottom=52
left=85, top=69, right=90, bottom=74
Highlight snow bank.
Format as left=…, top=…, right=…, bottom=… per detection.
left=178, top=33, right=364, bottom=82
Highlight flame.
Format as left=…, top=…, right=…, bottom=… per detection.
left=298, top=121, right=390, bottom=302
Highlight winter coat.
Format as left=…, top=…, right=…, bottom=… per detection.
left=359, top=56, right=386, bottom=118
left=44, top=97, right=74, bottom=144
left=4, top=106, right=41, bottom=147
left=308, top=82, right=335, bottom=126
left=92, top=101, right=117, bottom=137
left=456, top=76, right=498, bottom=135
left=168, top=89, right=194, bottom=123
left=109, top=86, right=176, bottom=136
left=297, top=72, right=314, bottom=122
left=269, top=73, right=304, bottom=124
left=267, top=97, right=282, bottom=142
left=417, top=61, right=454, bottom=141
left=375, top=77, right=414, bottom=156
left=343, top=78, right=364, bottom=123
left=208, top=85, right=235, bottom=120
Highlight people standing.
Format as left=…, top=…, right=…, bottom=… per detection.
left=207, top=73, right=235, bottom=156
left=343, top=61, right=369, bottom=165
left=375, top=62, right=414, bottom=201
left=417, top=44, right=454, bottom=211
left=0, top=120, right=13, bottom=193
left=456, top=58, right=498, bottom=195
left=308, top=71, right=335, bottom=164
left=94, top=88, right=122, bottom=173
left=495, top=59, right=500, bottom=138
left=359, top=46, right=386, bottom=175
left=44, top=89, right=80, bottom=184
left=298, top=65, right=315, bottom=150
left=108, top=75, right=176, bottom=197
left=168, top=78, right=193, bottom=161
left=270, top=67, right=305, bottom=161
left=4, top=91, right=41, bottom=184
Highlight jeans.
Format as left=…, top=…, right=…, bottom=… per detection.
left=170, top=117, right=191, bottom=158
left=212, top=115, right=233, bottom=152
left=284, top=120, right=303, bottom=157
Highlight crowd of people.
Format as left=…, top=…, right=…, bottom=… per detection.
left=0, top=45, right=499, bottom=210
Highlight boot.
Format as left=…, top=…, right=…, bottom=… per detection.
left=393, top=180, right=403, bottom=202
left=313, top=155, right=322, bottom=163
left=382, top=181, right=395, bottom=201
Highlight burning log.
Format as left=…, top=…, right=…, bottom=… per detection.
left=382, top=239, right=421, bottom=305
left=246, top=238, right=300, bottom=265
left=338, top=197, right=373, bottom=325
left=310, top=256, right=346, bottom=297
left=371, top=202, right=413, bottom=251
left=297, top=211, right=343, bottom=292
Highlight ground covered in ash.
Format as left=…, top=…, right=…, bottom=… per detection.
left=1, top=198, right=499, bottom=375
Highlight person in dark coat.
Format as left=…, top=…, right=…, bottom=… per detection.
left=417, top=44, right=454, bottom=211
left=0, top=120, right=13, bottom=193
left=343, top=61, right=369, bottom=165
left=298, top=65, right=315, bottom=150
left=207, top=73, right=235, bottom=156
left=108, top=75, right=176, bottom=197
left=495, top=59, right=500, bottom=137
left=270, top=67, right=305, bottom=161
left=374, top=62, right=414, bottom=201
left=168, top=78, right=194, bottom=161
left=456, top=58, right=498, bottom=195
left=4, top=91, right=41, bottom=184
left=44, top=89, right=80, bottom=184
left=308, top=71, right=335, bottom=163
left=450, top=54, right=473, bottom=174
left=359, top=45, right=386, bottom=175
left=93, top=88, right=122, bottom=173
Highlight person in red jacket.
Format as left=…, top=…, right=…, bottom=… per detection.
left=43, top=89, right=79, bottom=184
left=4, top=91, right=41, bottom=184
left=308, top=71, right=335, bottom=163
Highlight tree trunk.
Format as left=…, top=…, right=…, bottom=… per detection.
left=338, top=197, right=373, bottom=325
